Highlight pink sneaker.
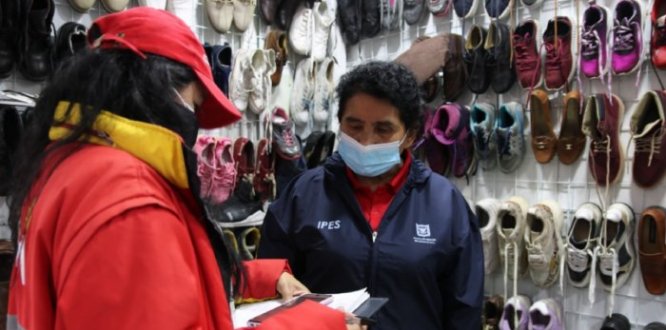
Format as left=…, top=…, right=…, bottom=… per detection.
left=194, top=135, right=218, bottom=201
left=611, top=0, right=644, bottom=75
left=210, top=137, right=236, bottom=204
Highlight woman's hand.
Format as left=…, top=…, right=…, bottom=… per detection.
left=276, top=272, right=310, bottom=300
left=345, top=314, right=368, bottom=330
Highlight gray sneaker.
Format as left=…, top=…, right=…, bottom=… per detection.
left=470, top=102, right=497, bottom=170
left=268, top=107, right=301, bottom=160
left=495, top=102, right=526, bottom=174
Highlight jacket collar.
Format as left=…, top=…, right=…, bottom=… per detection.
left=48, top=101, right=190, bottom=189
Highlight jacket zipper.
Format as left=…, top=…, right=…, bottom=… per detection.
left=372, top=231, right=378, bottom=243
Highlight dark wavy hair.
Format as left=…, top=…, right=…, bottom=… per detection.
left=8, top=48, right=244, bottom=297
left=335, top=61, right=424, bottom=133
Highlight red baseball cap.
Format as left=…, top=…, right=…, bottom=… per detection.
left=88, top=7, right=241, bottom=129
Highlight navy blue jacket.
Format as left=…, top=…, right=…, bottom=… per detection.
left=258, top=154, right=483, bottom=329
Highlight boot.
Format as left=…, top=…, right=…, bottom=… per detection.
left=19, top=0, right=54, bottom=81
left=54, top=22, right=86, bottom=69
left=0, top=107, right=22, bottom=195
left=0, top=0, right=19, bottom=78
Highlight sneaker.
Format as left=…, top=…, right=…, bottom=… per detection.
left=381, top=0, right=403, bottom=30
left=206, top=0, right=235, bottom=34
left=269, top=107, right=301, bottom=160
left=524, top=200, right=564, bottom=288
left=290, top=58, right=316, bottom=138
left=67, top=0, right=95, bottom=12
left=483, top=295, right=505, bottom=330
left=470, top=102, right=497, bottom=171
left=600, top=313, right=631, bottom=330
left=566, top=202, right=603, bottom=287
left=211, top=138, right=236, bottom=204
left=453, top=0, right=479, bottom=18
left=229, top=49, right=252, bottom=112
left=513, top=20, right=542, bottom=89
left=166, top=0, right=196, bottom=27
left=403, top=0, right=425, bottom=26
left=204, top=43, right=232, bottom=96
left=580, top=3, right=610, bottom=79
left=363, top=0, right=382, bottom=35
left=629, top=90, right=666, bottom=188
left=101, top=0, right=129, bottom=12
left=638, top=206, right=666, bottom=295
left=233, top=137, right=256, bottom=184
left=557, top=90, right=586, bottom=165
left=611, top=0, right=644, bottom=75
left=497, top=196, right=530, bottom=280
left=264, top=31, right=289, bottom=86
left=498, top=295, right=531, bottom=330
left=484, top=0, right=511, bottom=20
left=646, top=322, right=666, bottom=330
left=528, top=299, right=563, bottom=330
left=582, top=93, right=625, bottom=187
left=233, top=0, right=256, bottom=32
left=651, top=0, right=666, bottom=69
left=495, top=102, right=526, bottom=174
left=520, top=0, right=541, bottom=9
left=485, top=21, right=516, bottom=93
left=195, top=135, right=218, bottom=201
left=597, top=202, right=635, bottom=292
left=248, top=49, right=276, bottom=115
left=290, top=3, right=313, bottom=56
left=138, top=0, right=167, bottom=8
left=529, top=89, right=557, bottom=164
left=428, top=0, right=450, bottom=17
left=476, top=198, right=502, bottom=275
left=313, top=58, right=335, bottom=132
left=543, top=17, right=574, bottom=91
left=465, top=25, right=490, bottom=94
left=312, top=0, right=335, bottom=61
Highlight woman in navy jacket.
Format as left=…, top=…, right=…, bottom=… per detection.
left=258, top=61, right=483, bottom=329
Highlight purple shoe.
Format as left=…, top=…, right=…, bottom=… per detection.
left=580, top=4, right=609, bottom=78
left=528, top=299, right=564, bottom=330
left=430, top=103, right=476, bottom=178
left=424, top=108, right=451, bottom=176
left=499, top=295, right=531, bottom=330
left=611, top=0, right=644, bottom=75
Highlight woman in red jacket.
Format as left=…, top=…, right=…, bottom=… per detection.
left=5, top=7, right=361, bottom=330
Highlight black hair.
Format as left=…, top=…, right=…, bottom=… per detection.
left=335, top=61, right=424, bottom=134
left=8, top=48, right=244, bottom=297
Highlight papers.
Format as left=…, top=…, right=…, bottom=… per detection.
left=232, top=288, right=370, bottom=328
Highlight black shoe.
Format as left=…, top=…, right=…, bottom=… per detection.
left=464, top=25, right=490, bottom=94
left=0, top=106, right=22, bottom=195
left=0, top=1, right=19, bottom=78
left=484, top=0, right=511, bottom=19
left=306, top=131, right=335, bottom=168
left=485, top=21, right=515, bottom=93
left=19, top=0, right=54, bottom=81
left=404, top=0, right=426, bottom=25
left=646, top=322, right=666, bottom=330
left=275, top=0, right=303, bottom=31
left=600, top=313, right=630, bottom=330
left=361, top=0, right=380, bottom=38
left=204, top=43, right=232, bottom=96
left=54, top=22, right=86, bottom=68
left=337, top=0, right=362, bottom=45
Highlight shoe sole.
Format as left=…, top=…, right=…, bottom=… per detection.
left=611, top=0, right=645, bottom=76
left=600, top=202, right=635, bottom=291
left=67, top=0, right=94, bottom=12
left=611, top=93, right=626, bottom=185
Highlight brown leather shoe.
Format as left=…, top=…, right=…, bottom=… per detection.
left=638, top=206, right=666, bottom=295
left=557, top=90, right=586, bottom=165
left=483, top=294, right=504, bottom=329
left=530, top=89, right=557, bottom=164
left=264, top=30, right=289, bottom=86
left=582, top=93, right=625, bottom=186
left=442, top=34, right=466, bottom=101
left=394, top=33, right=459, bottom=85
left=630, top=90, right=666, bottom=188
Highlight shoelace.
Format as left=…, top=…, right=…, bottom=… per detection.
left=502, top=240, right=520, bottom=303
left=612, top=18, right=640, bottom=52
left=513, top=34, right=538, bottom=71
left=628, top=129, right=664, bottom=167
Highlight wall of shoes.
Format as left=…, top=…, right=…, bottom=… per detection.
left=2, top=0, right=666, bottom=329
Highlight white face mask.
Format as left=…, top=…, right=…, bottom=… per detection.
left=173, top=88, right=195, bottom=113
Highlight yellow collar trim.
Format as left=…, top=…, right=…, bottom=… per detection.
left=48, top=101, right=190, bottom=189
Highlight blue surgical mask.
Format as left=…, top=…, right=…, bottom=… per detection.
left=338, top=132, right=405, bottom=177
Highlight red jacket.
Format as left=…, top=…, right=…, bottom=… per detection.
left=7, top=140, right=345, bottom=329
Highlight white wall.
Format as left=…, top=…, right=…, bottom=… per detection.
left=12, top=0, right=666, bottom=328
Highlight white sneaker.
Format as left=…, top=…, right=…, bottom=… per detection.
left=497, top=196, right=529, bottom=280
left=311, top=0, right=335, bottom=61
left=498, top=295, right=531, bottom=330
left=101, top=0, right=129, bottom=12
left=528, top=299, right=563, bottom=329
left=313, top=58, right=335, bottom=132
left=248, top=49, right=276, bottom=115
left=137, top=0, right=167, bottom=9
left=270, top=60, right=294, bottom=113
left=290, top=58, right=316, bottom=138
left=233, top=0, right=256, bottom=32
left=206, top=0, right=235, bottom=33
left=167, top=0, right=197, bottom=28
left=476, top=198, right=502, bottom=275
left=524, top=200, right=564, bottom=288
left=229, top=49, right=253, bottom=112
left=289, top=3, right=314, bottom=56
left=566, top=202, right=602, bottom=287
left=597, top=202, right=635, bottom=291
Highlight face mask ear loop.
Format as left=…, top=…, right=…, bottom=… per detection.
left=173, top=88, right=195, bottom=113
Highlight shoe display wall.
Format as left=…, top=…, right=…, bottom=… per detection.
left=13, top=0, right=666, bottom=328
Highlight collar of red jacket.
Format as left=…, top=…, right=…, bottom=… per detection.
left=48, top=101, right=190, bottom=189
